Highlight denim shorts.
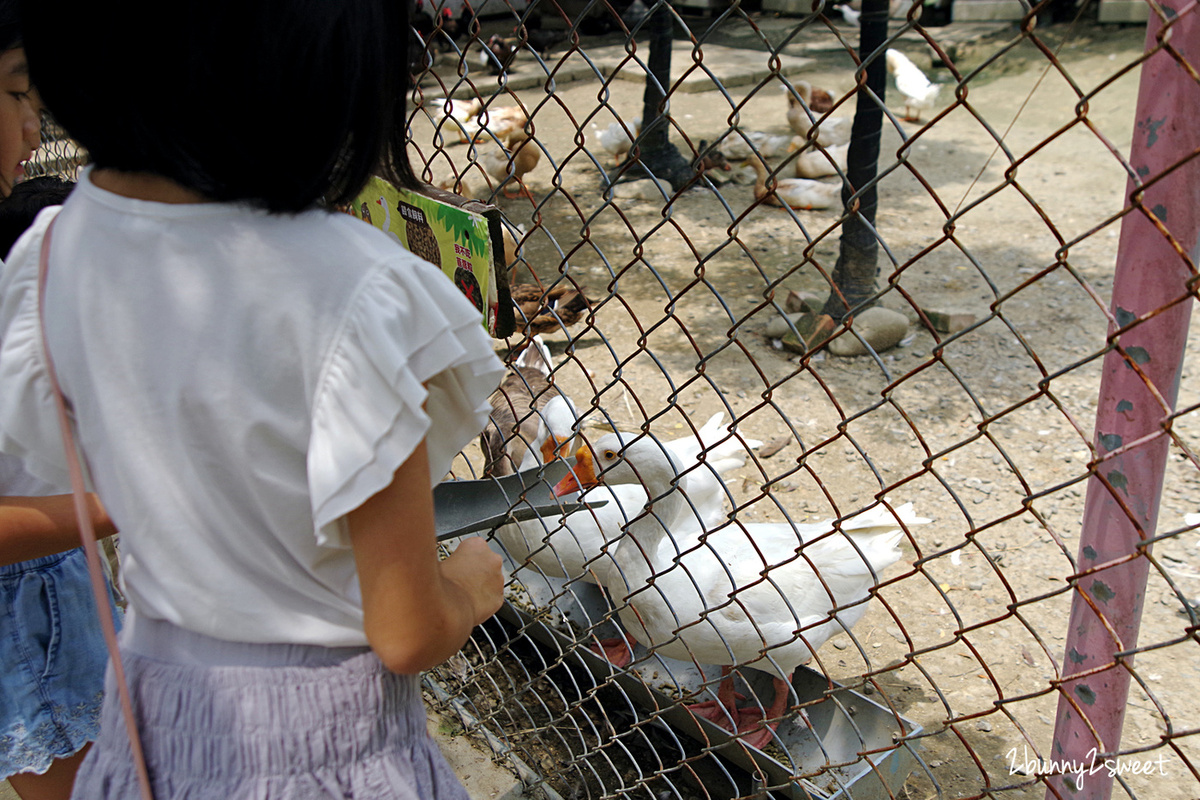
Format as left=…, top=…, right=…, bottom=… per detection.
left=0, top=548, right=119, bottom=779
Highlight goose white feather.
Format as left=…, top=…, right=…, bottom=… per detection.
left=495, top=415, right=758, bottom=582
left=514, top=334, right=552, bottom=376
left=481, top=336, right=576, bottom=477
left=516, top=394, right=580, bottom=472
left=473, top=105, right=528, bottom=145
left=793, top=143, right=848, bottom=179
left=720, top=131, right=799, bottom=161
left=558, top=433, right=928, bottom=748
left=423, top=96, right=483, bottom=143
left=807, top=116, right=851, bottom=148
left=591, top=116, right=642, bottom=163
left=747, top=155, right=843, bottom=211
left=886, top=49, right=941, bottom=121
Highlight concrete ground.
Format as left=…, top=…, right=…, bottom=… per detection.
left=429, top=707, right=531, bottom=800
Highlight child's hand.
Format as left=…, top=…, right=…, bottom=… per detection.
left=349, top=443, right=505, bottom=672
left=442, top=536, right=504, bottom=625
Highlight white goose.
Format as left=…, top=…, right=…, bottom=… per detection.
left=554, top=432, right=927, bottom=750
left=747, top=155, right=843, bottom=211
left=494, top=415, right=759, bottom=584
left=791, top=114, right=852, bottom=148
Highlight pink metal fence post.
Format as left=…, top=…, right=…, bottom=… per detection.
left=1046, top=2, right=1200, bottom=797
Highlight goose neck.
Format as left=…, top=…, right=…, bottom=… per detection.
left=625, top=480, right=684, bottom=545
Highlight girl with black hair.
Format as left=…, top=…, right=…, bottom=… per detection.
left=0, top=8, right=120, bottom=798
left=1, top=0, right=507, bottom=797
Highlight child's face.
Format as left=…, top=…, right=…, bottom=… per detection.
left=0, top=47, right=41, bottom=197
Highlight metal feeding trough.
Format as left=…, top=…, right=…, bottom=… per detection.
left=498, top=565, right=924, bottom=800
left=433, top=460, right=604, bottom=540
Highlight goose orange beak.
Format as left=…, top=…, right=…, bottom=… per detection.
left=553, top=446, right=597, bottom=497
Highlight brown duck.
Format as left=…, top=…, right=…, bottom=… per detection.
left=484, top=130, right=541, bottom=200
left=511, top=283, right=592, bottom=337
left=480, top=337, right=578, bottom=477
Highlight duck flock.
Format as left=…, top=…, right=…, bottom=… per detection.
left=420, top=46, right=941, bottom=213
left=473, top=334, right=930, bottom=749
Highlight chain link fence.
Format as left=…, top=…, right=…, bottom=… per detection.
left=28, top=117, right=84, bottom=182
left=27, top=1, right=1198, bottom=796
left=410, top=0, right=1200, bottom=797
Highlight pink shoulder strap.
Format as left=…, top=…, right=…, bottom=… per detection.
left=37, top=216, right=156, bottom=800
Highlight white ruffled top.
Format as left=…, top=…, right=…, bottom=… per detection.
left=0, top=172, right=504, bottom=646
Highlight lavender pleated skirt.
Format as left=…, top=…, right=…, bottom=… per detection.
left=70, top=617, right=471, bottom=800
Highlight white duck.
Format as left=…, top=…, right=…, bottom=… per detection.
left=720, top=130, right=799, bottom=162
left=494, top=415, right=759, bottom=584
left=423, top=96, right=483, bottom=144
left=792, top=143, right=848, bottom=179
left=554, top=432, right=927, bottom=750
left=785, top=86, right=832, bottom=140
left=472, top=104, right=529, bottom=145
left=661, top=415, right=762, bottom=533
left=591, top=116, right=642, bottom=164
left=791, top=79, right=834, bottom=115
left=787, top=89, right=852, bottom=148
left=805, top=116, right=852, bottom=148
left=483, top=130, right=541, bottom=200
left=747, top=155, right=843, bottom=211
left=886, top=49, right=940, bottom=122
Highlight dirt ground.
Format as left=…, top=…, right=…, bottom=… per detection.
left=412, top=12, right=1198, bottom=800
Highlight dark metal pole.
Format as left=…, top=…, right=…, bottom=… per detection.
left=821, top=0, right=888, bottom=321
left=607, top=0, right=694, bottom=191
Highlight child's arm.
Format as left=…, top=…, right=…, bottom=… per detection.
left=0, top=494, right=117, bottom=566
left=348, top=439, right=505, bottom=674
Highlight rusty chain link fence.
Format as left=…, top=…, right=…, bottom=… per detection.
left=409, top=0, right=1200, bottom=797
left=28, top=117, right=83, bottom=182
left=26, top=1, right=1199, bottom=796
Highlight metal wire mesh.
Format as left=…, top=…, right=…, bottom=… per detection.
left=24, top=2, right=1197, bottom=795
left=413, top=0, right=1200, bottom=797
left=29, top=115, right=85, bottom=181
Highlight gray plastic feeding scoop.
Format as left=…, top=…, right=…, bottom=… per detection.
left=433, top=459, right=604, bottom=540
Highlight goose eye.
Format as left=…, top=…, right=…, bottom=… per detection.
left=603, top=450, right=616, bottom=460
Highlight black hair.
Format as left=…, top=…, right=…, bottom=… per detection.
left=0, top=175, right=73, bottom=258
left=19, top=0, right=417, bottom=213
left=0, top=0, right=17, bottom=53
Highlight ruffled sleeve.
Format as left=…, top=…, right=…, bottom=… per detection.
left=308, top=256, right=504, bottom=548
left=0, top=207, right=72, bottom=491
